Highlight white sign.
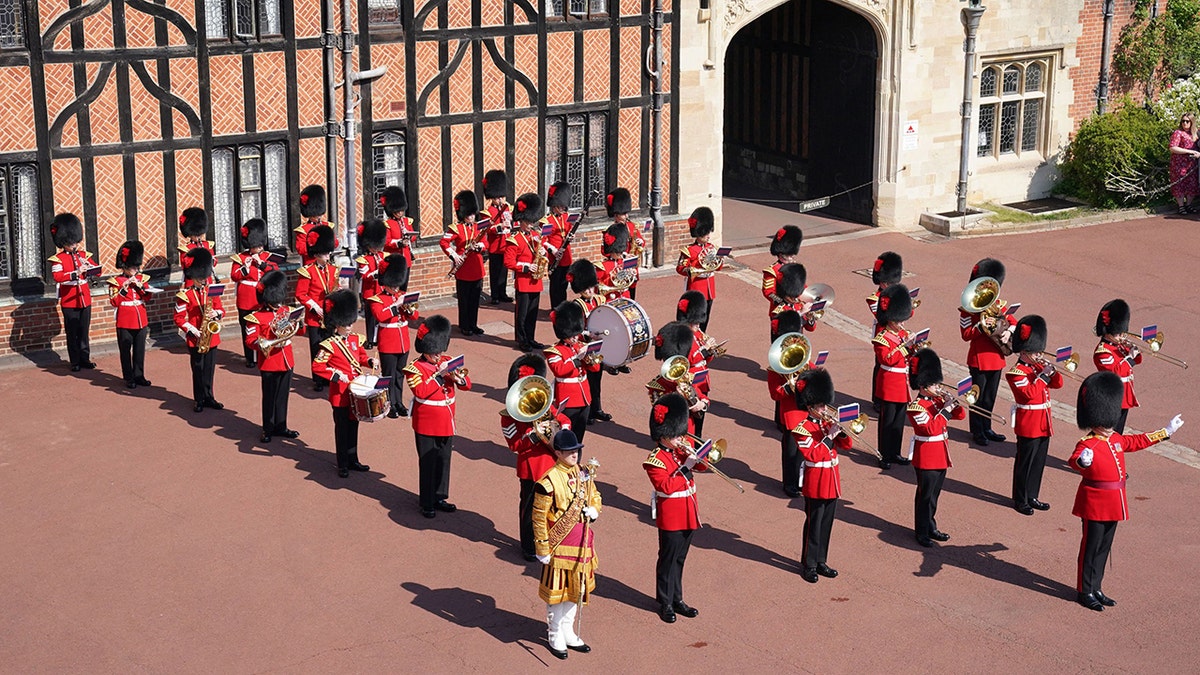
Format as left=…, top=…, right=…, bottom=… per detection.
left=902, top=120, right=919, bottom=150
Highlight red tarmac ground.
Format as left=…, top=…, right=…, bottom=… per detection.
left=2, top=214, right=1198, bottom=672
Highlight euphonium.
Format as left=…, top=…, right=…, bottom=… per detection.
left=197, top=288, right=221, bottom=354
left=659, top=355, right=700, bottom=407
left=768, top=332, right=812, bottom=376
left=505, top=375, right=559, bottom=445
left=960, top=276, right=1014, bottom=355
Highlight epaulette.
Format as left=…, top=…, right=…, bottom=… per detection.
left=352, top=332, right=366, bottom=343
left=592, top=260, right=605, bottom=271
left=175, top=289, right=190, bottom=301
left=871, top=333, right=890, bottom=347
left=293, top=224, right=307, bottom=233
left=317, top=337, right=339, bottom=352
left=643, top=452, right=666, bottom=470
left=48, top=254, right=61, bottom=262
left=245, top=314, right=261, bottom=325
left=791, top=423, right=812, bottom=437
left=354, top=255, right=368, bottom=265
left=866, top=292, right=879, bottom=302
left=296, top=267, right=311, bottom=278
left=1006, top=365, right=1026, bottom=376
left=230, top=254, right=244, bottom=264
left=907, top=401, right=925, bottom=413
left=646, top=379, right=665, bottom=393
left=366, top=295, right=383, bottom=303
left=106, top=277, right=121, bottom=288
left=1094, top=342, right=1109, bottom=354
left=679, top=248, right=691, bottom=258
left=177, top=244, right=189, bottom=253
left=506, top=235, right=518, bottom=245
left=402, top=363, right=420, bottom=377
left=82, top=250, right=93, bottom=257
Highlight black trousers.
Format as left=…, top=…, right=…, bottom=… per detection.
left=456, top=278, right=483, bottom=331
left=261, top=369, right=292, bottom=434
left=655, top=528, right=695, bottom=607
left=519, top=477, right=538, bottom=556
left=62, top=305, right=92, bottom=366
left=587, top=369, right=604, bottom=418
left=514, top=291, right=540, bottom=347
left=878, top=401, right=907, bottom=462
left=187, top=346, right=216, bottom=403
left=1115, top=408, right=1130, bottom=435
left=116, top=326, right=147, bottom=383
left=549, top=264, right=569, bottom=308
left=692, top=410, right=706, bottom=438
left=488, top=253, right=510, bottom=300
left=802, top=497, right=837, bottom=570
left=379, top=351, right=409, bottom=410
left=363, top=301, right=379, bottom=346
left=1013, top=435, right=1050, bottom=507
left=781, top=429, right=801, bottom=491
left=415, top=433, right=453, bottom=511
left=871, top=363, right=881, bottom=407
left=563, top=405, right=590, bottom=443
left=307, top=327, right=329, bottom=386
left=969, top=367, right=1003, bottom=435
left=700, top=299, right=713, bottom=333
left=1078, top=519, right=1118, bottom=595
left=332, top=406, right=361, bottom=470
left=237, top=307, right=257, bottom=365
left=628, top=285, right=637, bottom=302
left=914, top=468, right=947, bottom=538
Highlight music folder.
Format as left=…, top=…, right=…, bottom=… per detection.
left=373, top=376, right=391, bottom=391
left=716, top=246, right=732, bottom=257
left=267, top=251, right=287, bottom=264
left=206, top=284, right=227, bottom=297
left=287, top=306, right=305, bottom=322
left=399, top=291, right=420, bottom=305
left=567, top=213, right=581, bottom=224
left=446, top=354, right=466, bottom=372
left=83, top=265, right=103, bottom=278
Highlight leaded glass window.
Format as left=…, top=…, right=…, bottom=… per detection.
left=977, top=58, right=1050, bottom=159
left=0, top=1, right=25, bottom=49
left=368, top=0, right=404, bottom=25
left=213, top=143, right=288, bottom=255
left=207, top=0, right=280, bottom=40
left=550, top=0, right=606, bottom=19
left=371, top=131, right=407, bottom=219
left=545, top=111, right=608, bottom=211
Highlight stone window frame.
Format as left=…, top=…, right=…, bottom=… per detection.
left=976, top=54, right=1052, bottom=160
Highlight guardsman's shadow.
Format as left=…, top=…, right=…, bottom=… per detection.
left=401, top=582, right=547, bottom=656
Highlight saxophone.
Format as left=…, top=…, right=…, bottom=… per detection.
left=531, top=235, right=550, bottom=281
left=197, top=286, right=222, bottom=354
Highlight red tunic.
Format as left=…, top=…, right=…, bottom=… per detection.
left=768, top=369, right=800, bottom=427
left=312, top=333, right=371, bottom=407
left=762, top=262, right=784, bottom=304
left=906, top=395, right=964, bottom=469
left=50, top=250, right=98, bottom=308
left=623, top=220, right=643, bottom=292
left=1005, top=358, right=1064, bottom=438
left=1093, top=339, right=1140, bottom=409
left=676, top=242, right=720, bottom=299
left=230, top=251, right=278, bottom=311
left=687, top=329, right=713, bottom=398
left=173, top=281, right=225, bottom=349
left=959, top=308, right=1012, bottom=371
left=597, top=256, right=634, bottom=301
left=770, top=300, right=818, bottom=333
left=499, top=408, right=570, bottom=481
left=1069, top=430, right=1164, bottom=521
left=367, top=290, right=419, bottom=354
left=293, top=219, right=333, bottom=266
left=865, top=290, right=885, bottom=336
left=295, top=262, right=339, bottom=329
left=543, top=213, right=573, bottom=269
left=108, top=274, right=150, bottom=329
left=356, top=251, right=385, bottom=302
left=439, top=221, right=486, bottom=281
left=872, top=328, right=912, bottom=403
left=383, top=216, right=417, bottom=266
left=177, top=239, right=214, bottom=268
left=503, top=231, right=546, bottom=293
left=244, top=308, right=296, bottom=372
left=644, top=444, right=701, bottom=531
left=793, top=417, right=851, bottom=499
left=545, top=341, right=601, bottom=409
left=405, top=356, right=472, bottom=436
left=484, top=201, right=512, bottom=255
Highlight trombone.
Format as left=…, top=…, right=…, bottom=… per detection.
left=1121, top=331, right=1188, bottom=369
left=933, top=383, right=1008, bottom=425
left=1030, top=351, right=1086, bottom=382
left=813, top=407, right=882, bottom=461
left=677, top=434, right=744, bottom=493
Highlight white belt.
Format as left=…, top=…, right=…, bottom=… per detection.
left=804, top=458, right=840, bottom=468
left=555, top=376, right=586, bottom=384
left=913, top=434, right=947, bottom=442
left=655, top=487, right=696, bottom=499
left=880, top=365, right=908, bottom=373
left=378, top=323, right=403, bottom=329
left=1015, top=402, right=1050, bottom=410
left=1120, top=376, right=1133, bottom=382
left=414, top=396, right=455, bottom=407
left=62, top=280, right=88, bottom=286
left=239, top=280, right=258, bottom=287
left=119, top=300, right=144, bottom=306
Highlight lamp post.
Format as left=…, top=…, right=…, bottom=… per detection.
left=956, top=0, right=986, bottom=215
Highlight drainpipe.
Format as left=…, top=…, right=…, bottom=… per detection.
left=957, top=1, right=986, bottom=215
left=646, top=0, right=665, bottom=267
left=1097, top=0, right=1114, bottom=114
left=322, top=0, right=339, bottom=235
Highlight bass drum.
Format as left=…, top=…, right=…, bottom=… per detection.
left=349, top=374, right=390, bottom=422
left=586, top=297, right=653, bottom=367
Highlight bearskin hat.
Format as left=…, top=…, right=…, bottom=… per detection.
left=179, top=207, right=207, bottom=238
left=875, top=283, right=914, bottom=325
left=380, top=185, right=407, bottom=216
left=182, top=248, right=213, bottom=281
left=547, top=181, right=572, bottom=209
left=1077, top=372, right=1124, bottom=430
left=688, top=207, right=714, bottom=238
left=602, top=223, right=629, bottom=256
left=769, top=225, right=803, bottom=257
left=649, top=393, right=690, bottom=441
left=771, top=310, right=803, bottom=338
left=909, top=348, right=943, bottom=390
left=415, top=315, right=452, bottom=354
left=872, top=251, right=903, bottom=286
left=482, top=170, right=507, bottom=199
left=240, top=218, right=267, bottom=249
left=50, top=213, right=84, bottom=249
left=1095, top=299, right=1130, bottom=337
left=507, top=353, right=548, bottom=388
left=552, top=300, right=586, bottom=340
left=568, top=259, right=598, bottom=294
left=257, top=270, right=288, bottom=308
left=512, top=192, right=545, bottom=223
left=1011, top=314, right=1047, bottom=354
left=676, top=290, right=708, bottom=325
left=115, top=240, right=143, bottom=269
left=323, top=289, right=358, bottom=329
left=655, top=321, right=695, bottom=361
left=357, top=219, right=388, bottom=253
left=453, top=190, right=479, bottom=223
left=299, top=184, right=326, bottom=218
left=605, top=187, right=632, bottom=217
left=777, top=263, right=807, bottom=299
left=969, top=257, right=1005, bottom=286
left=794, top=367, right=836, bottom=409
left=378, top=254, right=410, bottom=290
left=306, top=225, right=336, bottom=256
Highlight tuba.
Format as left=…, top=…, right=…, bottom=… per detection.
left=257, top=306, right=302, bottom=355
left=505, top=375, right=560, bottom=445
left=768, top=331, right=812, bottom=384
left=197, top=287, right=222, bottom=354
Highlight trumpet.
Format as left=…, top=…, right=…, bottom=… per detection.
left=813, top=407, right=881, bottom=460
left=798, top=283, right=836, bottom=323
left=699, top=331, right=728, bottom=360
left=1030, top=351, right=1085, bottom=382
left=885, top=328, right=932, bottom=357
left=933, top=383, right=1008, bottom=425
left=1120, top=331, right=1188, bottom=369
left=676, top=434, right=744, bottom=493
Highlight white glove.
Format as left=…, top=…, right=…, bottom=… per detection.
left=1077, top=448, right=1094, bottom=468
left=519, top=262, right=532, bottom=272
left=582, top=506, right=599, bottom=522
left=1165, top=414, right=1185, bottom=436
left=683, top=454, right=699, bottom=470
left=536, top=554, right=551, bottom=565
left=188, top=326, right=202, bottom=337
left=688, top=399, right=707, bottom=412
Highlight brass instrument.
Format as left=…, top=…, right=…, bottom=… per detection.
left=699, top=331, right=728, bottom=360
left=885, top=327, right=932, bottom=357
left=934, top=383, right=1008, bottom=425
left=531, top=236, right=551, bottom=281
left=1031, top=351, right=1085, bottom=382
left=678, top=434, right=744, bottom=493
left=598, top=258, right=637, bottom=296
left=257, top=307, right=302, bottom=355
left=798, top=283, right=836, bottom=323
left=505, top=375, right=560, bottom=445
left=446, top=220, right=488, bottom=278
left=197, top=286, right=222, bottom=354
left=960, top=276, right=1014, bottom=356
left=689, top=243, right=723, bottom=278
left=767, top=331, right=812, bottom=389
left=814, top=407, right=881, bottom=460
left=660, top=355, right=701, bottom=408
left=1121, top=331, right=1188, bottom=369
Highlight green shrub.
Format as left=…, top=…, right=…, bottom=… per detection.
left=1057, top=100, right=1173, bottom=207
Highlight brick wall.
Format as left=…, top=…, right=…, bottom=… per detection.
left=1069, top=0, right=1161, bottom=126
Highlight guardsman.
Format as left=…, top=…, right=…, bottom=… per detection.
left=867, top=251, right=903, bottom=409
left=647, top=321, right=707, bottom=437
left=109, top=240, right=151, bottom=388
left=596, top=224, right=633, bottom=303
left=546, top=301, right=603, bottom=440
left=675, top=207, right=720, bottom=332
left=405, top=315, right=472, bottom=518
left=368, top=254, right=418, bottom=418
left=295, top=225, right=339, bottom=391
left=294, top=184, right=330, bottom=266
left=768, top=310, right=807, bottom=498
left=960, top=258, right=1015, bottom=447
left=677, top=291, right=715, bottom=437
left=244, top=270, right=300, bottom=444
left=568, top=258, right=613, bottom=423
left=907, top=349, right=964, bottom=547
left=312, top=289, right=375, bottom=478
left=380, top=185, right=417, bottom=265
left=606, top=187, right=641, bottom=300
left=532, top=429, right=600, bottom=660
left=174, top=248, right=224, bottom=413
left=177, top=207, right=214, bottom=269
left=440, top=189, right=487, bottom=335
left=355, top=219, right=389, bottom=348
left=769, top=263, right=817, bottom=338
left=873, top=284, right=915, bottom=469
left=544, top=181, right=575, bottom=309
left=791, top=368, right=852, bottom=583
left=482, top=170, right=514, bottom=304
left=1093, top=299, right=1140, bottom=433
left=504, top=193, right=548, bottom=352
left=502, top=354, right=571, bottom=561
left=1069, top=372, right=1183, bottom=611
left=49, top=213, right=98, bottom=372
left=644, top=393, right=702, bottom=624
left=1006, top=315, right=1063, bottom=515
left=230, top=218, right=278, bottom=367
left=762, top=225, right=803, bottom=309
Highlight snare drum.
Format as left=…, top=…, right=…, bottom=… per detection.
left=586, top=297, right=653, bottom=366
left=349, top=375, right=390, bottom=422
